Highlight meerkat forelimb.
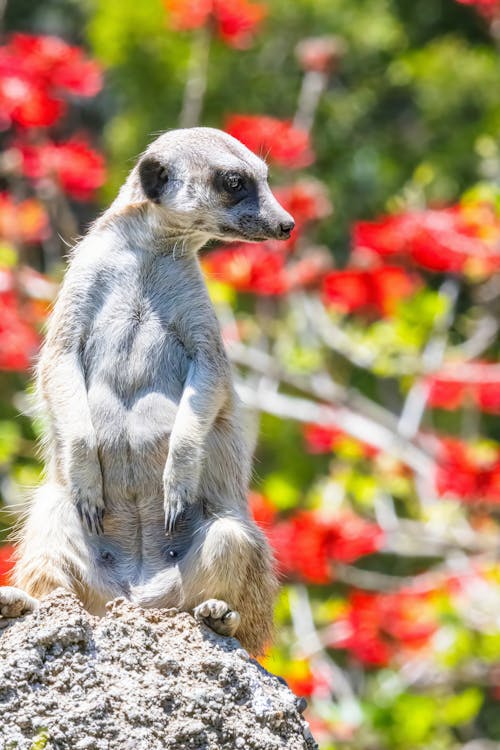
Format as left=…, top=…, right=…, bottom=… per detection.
left=2, top=127, right=294, bottom=653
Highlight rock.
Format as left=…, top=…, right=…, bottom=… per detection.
left=0, top=590, right=318, bottom=750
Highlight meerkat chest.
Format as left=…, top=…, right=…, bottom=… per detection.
left=81, top=250, right=223, bottom=472
left=83, top=252, right=212, bottom=388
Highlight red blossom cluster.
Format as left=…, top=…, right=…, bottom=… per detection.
left=0, top=193, right=49, bottom=244
left=203, top=243, right=328, bottom=295
left=279, top=662, right=317, bottom=698
left=0, top=33, right=102, bottom=129
left=0, top=269, right=42, bottom=371
left=322, top=265, right=419, bottom=317
left=331, top=589, right=438, bottom=667
left=436, top=436, right=500, bottom=504
left=252, top=500, right=384, bottom=584
left=353, top=203, right=500, bottom=277
left=303, top=424, right=379, bottom=458
left=0, top=264, right=54, bottom=371
left=273, top=179, right=332, bottom=231
left=225, top=115, right=314, bottom=169
left=0, top=545, right=15, bottom=586
left=164, top=0, right=266, bottom=48
left=426, top=362, right=500, bottom=414
left=14, top=138, right=106, bottom=201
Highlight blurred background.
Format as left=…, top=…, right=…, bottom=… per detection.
left=0, top=1, right=499, bottom=748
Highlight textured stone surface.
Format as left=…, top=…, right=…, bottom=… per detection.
left=0, top=590, right=317, bottom=750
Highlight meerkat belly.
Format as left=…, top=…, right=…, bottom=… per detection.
left=88, top=495, right=202, bottom=609
left=83, top=301, right=191, bottom=498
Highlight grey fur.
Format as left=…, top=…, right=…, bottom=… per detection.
left=1, top=128, right=293, bottom=654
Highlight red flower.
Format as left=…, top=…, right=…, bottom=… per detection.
left=353, top=213, right=415, bottom=260
left=5, top=34, right=102, bottom=97
left=267, top=510, right=384, bottom=584
left=303, top=424, right=379, bottom=458
left=0, top=193, right=49, bottom=244
left=435, top=435, right=500, bottom=504
left=204, top=243, right=327, bottom=295
left=322, top=269, right=370, bottom=313
left=285, top=670, right=316, bottom=698
left=0, top=269, right=41, bottom=371
left=0, top=34, right=102, bottom=129
left=322, top=266, right=418, bottom=316
left=249, top=492, right=277, bottom=527
left=225, top=115, right=314, bottom=169
left=0, top=545, right=15, bottom=586
left=273, top=179, right=332, bottom=231
left=0, top=71, right=64, bottom=129
left=204, top=243, right=288, bottom=294
left=165, top=0, right=266, bottom=48
left=303, top=424, right=342, bottom=454
left=16, top=138, right=106, bottom=200
left=353, top=204, right=500, bottom=277
left=332, top=590, right=437, bottom=667
left=426, top=362, right=500, bottom=415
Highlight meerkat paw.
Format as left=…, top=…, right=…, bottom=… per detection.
left=194, top=598, right=241, bottom=638
left=74, top=487, right=105, bottom=536
left=0, top=586, right=38, bottom=629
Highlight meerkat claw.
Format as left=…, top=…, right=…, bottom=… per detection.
left=163, top=488, right=189, bottom=534
left=164, top=505, right=183, bottom=534
left=76, top=496, right=105, bottom=536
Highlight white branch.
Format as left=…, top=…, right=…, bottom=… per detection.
left=235, top=380, right=435, bottom=478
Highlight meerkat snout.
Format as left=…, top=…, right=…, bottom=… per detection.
left=125, top=127, right=295, bottom=245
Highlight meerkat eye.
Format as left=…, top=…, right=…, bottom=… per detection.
left=223, top=172, right=245, bottom=193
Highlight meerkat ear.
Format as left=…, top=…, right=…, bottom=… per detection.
left=139, top=157, right=169, bottom=203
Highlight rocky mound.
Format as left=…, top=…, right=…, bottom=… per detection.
left=0, top=590, right=317, bottom=750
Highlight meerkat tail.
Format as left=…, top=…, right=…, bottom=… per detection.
left=12, top=483, right=90, bottom=601
left=181, top=514, right=278, bottom=655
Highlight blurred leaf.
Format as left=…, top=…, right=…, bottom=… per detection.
left=440, top=688, right=483, bottom=726
left=263, top=473, right=300, bottom=510
left=0, top=243, right=18, bottom=267
left=0, top=421, right=21, bottom=464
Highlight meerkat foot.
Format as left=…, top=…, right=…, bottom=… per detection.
left=74, top=489, right=105, bottom=536
left=194, top=598, right=241, bottom=638
left=0, top=586, right=38, bottom=629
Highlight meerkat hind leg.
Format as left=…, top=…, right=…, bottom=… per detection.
left=194, top=598, right=241, bottom=638
left=0, top=586, right=38, bottom=628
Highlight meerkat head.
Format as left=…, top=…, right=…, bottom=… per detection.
left=129, top=127, right=295, bottom=244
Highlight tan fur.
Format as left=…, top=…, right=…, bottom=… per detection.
left=1, top=128, right=294, bottom=654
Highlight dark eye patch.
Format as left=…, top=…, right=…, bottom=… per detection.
left=214, top=170, right=254, bottom=202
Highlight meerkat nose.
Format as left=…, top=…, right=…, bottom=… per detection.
left=278, top=220, right=295, bottom=239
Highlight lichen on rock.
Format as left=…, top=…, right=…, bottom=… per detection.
left=0, top=590, right=318, bottom=750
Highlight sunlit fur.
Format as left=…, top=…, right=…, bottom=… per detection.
left=5, top=128, right=294, bottom=654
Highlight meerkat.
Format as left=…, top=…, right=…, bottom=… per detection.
left=0, top=127, right=294, bottom=654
